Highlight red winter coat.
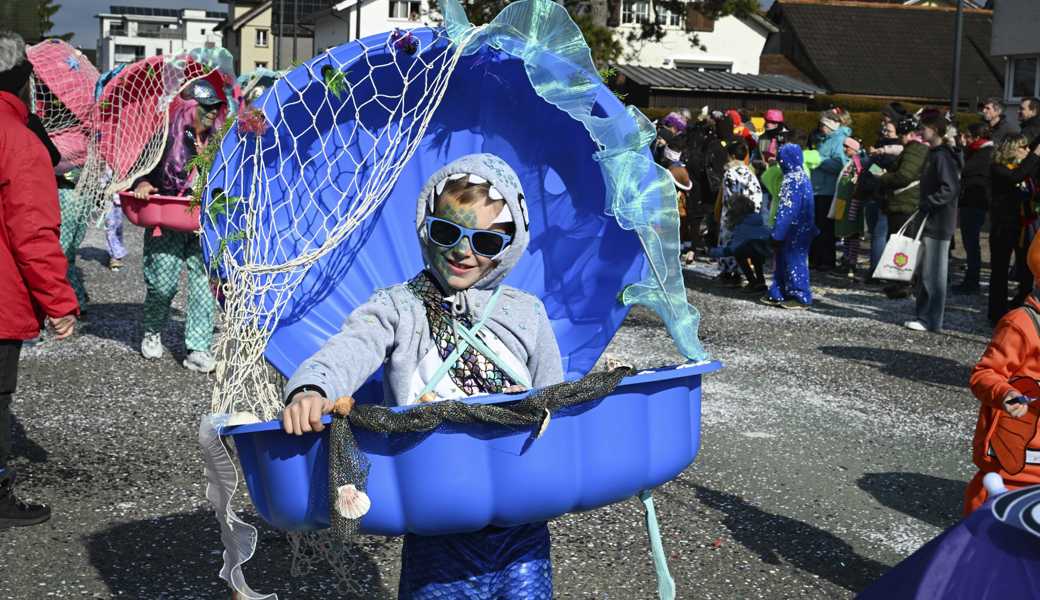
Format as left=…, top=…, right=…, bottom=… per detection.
left=0, top=91, right=79, bottom=340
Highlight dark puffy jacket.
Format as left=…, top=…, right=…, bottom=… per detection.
left=0, top=91, right=79, bottom=339
left=918, top=143, right=963, bottom=240
left=959, top=141, right=994, bottom=211
left=879, top=141, right=929, bottom=216
left=990, top=153, right=1039, bottom=229
left=1020, top=116, right=1040, bottom=146
left=989, top=116, right=1019, bottom=145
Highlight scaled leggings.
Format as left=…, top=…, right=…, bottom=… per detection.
left=399, top=522, right=552, bottom=600
left=58, top=188, right=89, bottom=306
left=142, top=229, right=216, bottom=352
left=768, top=236, right=813, bottom=305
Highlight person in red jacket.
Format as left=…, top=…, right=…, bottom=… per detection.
left=0, top=31, right=79, bottom=528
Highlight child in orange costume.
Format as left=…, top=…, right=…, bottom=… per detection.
left=964, top=232, right=1040, bottom=514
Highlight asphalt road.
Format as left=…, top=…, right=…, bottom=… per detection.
left=0, top=224, right=991, bottom=599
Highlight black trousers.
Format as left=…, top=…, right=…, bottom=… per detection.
left=0, top=340, right=22, bottom=471
left=810, top=194, right=835, bottom=270
left=989, top=224, right=1031, bottom=323
left=733, top=239, right=772, bottom=286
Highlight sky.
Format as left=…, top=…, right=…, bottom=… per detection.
left=52, top=0, right=225, bottom=48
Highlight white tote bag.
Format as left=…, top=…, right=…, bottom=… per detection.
left=872, top=212, right=928, bottom=282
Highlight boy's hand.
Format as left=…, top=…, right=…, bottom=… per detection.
left=283, top=390, right=334, bottom=435
left=503, top=385, right=527, bottom=394
left=1003, top=390, right=1029, bottom=419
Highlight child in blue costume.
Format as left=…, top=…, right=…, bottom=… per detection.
left=764, top=143, right=817, bottom=308
left=281, top=153, right=563, bottom=599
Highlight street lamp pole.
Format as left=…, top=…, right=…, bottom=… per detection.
left=951, top=0, right=965, bottom=115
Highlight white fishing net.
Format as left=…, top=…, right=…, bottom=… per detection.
left=26, top=39, right=99, bottom=171
left=205, top=26, right=478, bottom=422
left=73, top=48, right=235, bottom=221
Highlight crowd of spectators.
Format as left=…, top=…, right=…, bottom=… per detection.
left=656, top=96, right=1040, bottom=331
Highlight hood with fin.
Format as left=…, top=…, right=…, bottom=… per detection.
left=415, top=153, right=530, bottom=293
left=778, top=143, right=804, bottom=174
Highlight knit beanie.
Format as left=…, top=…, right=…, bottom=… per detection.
left=0, top=31, right=31, bottom=95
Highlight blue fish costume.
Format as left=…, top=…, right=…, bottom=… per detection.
left=768, top=144, right=818, bottom=306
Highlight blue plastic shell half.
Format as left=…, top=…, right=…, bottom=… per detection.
left=222, top=361, right=721, bottom=535
left=201, top=28, right=652, bottom=382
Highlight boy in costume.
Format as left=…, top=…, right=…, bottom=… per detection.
left=282, top=153, right=563, bottom=598
left=964, top=231, right=1040, bottom=514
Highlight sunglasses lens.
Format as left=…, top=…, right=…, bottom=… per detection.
left=471, top=231, right=506, bottom=256
left=429, top=219, right=461, bottom=247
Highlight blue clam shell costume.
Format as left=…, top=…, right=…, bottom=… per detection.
left=204, top=0, right=716, bottom=597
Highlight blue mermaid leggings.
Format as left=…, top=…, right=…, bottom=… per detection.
left=398, top=522, right=552, bottom=599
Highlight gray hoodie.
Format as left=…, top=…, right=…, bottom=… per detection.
left=284, top=154, right=563, bottom=406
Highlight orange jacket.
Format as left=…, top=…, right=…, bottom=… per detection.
left=969, top=295, right=1040, bottom=470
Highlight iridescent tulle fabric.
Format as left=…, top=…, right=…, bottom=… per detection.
left=440, top=0, right=707, bottom=361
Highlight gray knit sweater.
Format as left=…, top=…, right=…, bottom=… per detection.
left=284, top=154, right=563, bottom=406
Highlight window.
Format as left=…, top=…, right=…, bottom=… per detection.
left=108, top=20, right=127, bottom=36
left=655, top=2, right=681, bottom=27
left=1011, top=57, right=1039, bottom=99
left=388, top=0, right=421, bottom=20
left=155, top=48, right=163, bottom=55
left=255, top=28, right=269, bottom=47
left=621, top=0, right=650, bottom=24
left=201, top=28, right=207, bottom=35
left=137, top=22, right=163, bottom=37
left=255, top=61, right=268, bottom=69
left=115, top=44, right=144, bottom=56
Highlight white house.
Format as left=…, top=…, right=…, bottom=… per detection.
left=991, top=0, right=1040, bottom=104
left=616, top=1, right=777, bottom=74
left=96, top=5, right=226, bottom=71
left=307, top=0, right=434, bottom=53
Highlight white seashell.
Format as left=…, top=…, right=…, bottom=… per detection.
left=447, top=173, right=468, bottom=181
left=487, top=186, right=504, bottom=200
left=467, top=174, right=488, bottom=184
left=335, top=484, right=371, bottom=519
left=536, top=409, right=551, bottom=439
left=225, top=412, right=261, bottom=426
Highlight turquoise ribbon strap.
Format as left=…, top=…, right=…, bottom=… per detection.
left=418, top=287, right=509, bottom=398
left=639, top=490, right=676, bottom=600
left=438, top=0, right=708, bottom=363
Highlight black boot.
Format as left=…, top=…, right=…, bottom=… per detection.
left=0, top=471, right=51, bottom=528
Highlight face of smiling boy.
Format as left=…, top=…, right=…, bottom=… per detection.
left=429, top=193, right=510, bottom=291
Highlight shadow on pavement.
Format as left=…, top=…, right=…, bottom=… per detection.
left=818, top=345, right=971, bottom=388
left=669, top=481, right=890, bottom=592
left=857, top=472, right=965, bottom=529
left=85, top=510, right=393, bottom=599
left=81, top=302, right=190, bottom=359
left=78, top=246, right=112, bottom=267
left=11, top=416, right=48, bottom=463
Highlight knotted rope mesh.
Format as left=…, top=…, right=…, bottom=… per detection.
left=74, top=48, right=235, bottom=223
left=205, top=27, right=481, bottom=422
left=328, top=367, right=632, bottom=539
left=27, top=39, right=99, bottom=170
